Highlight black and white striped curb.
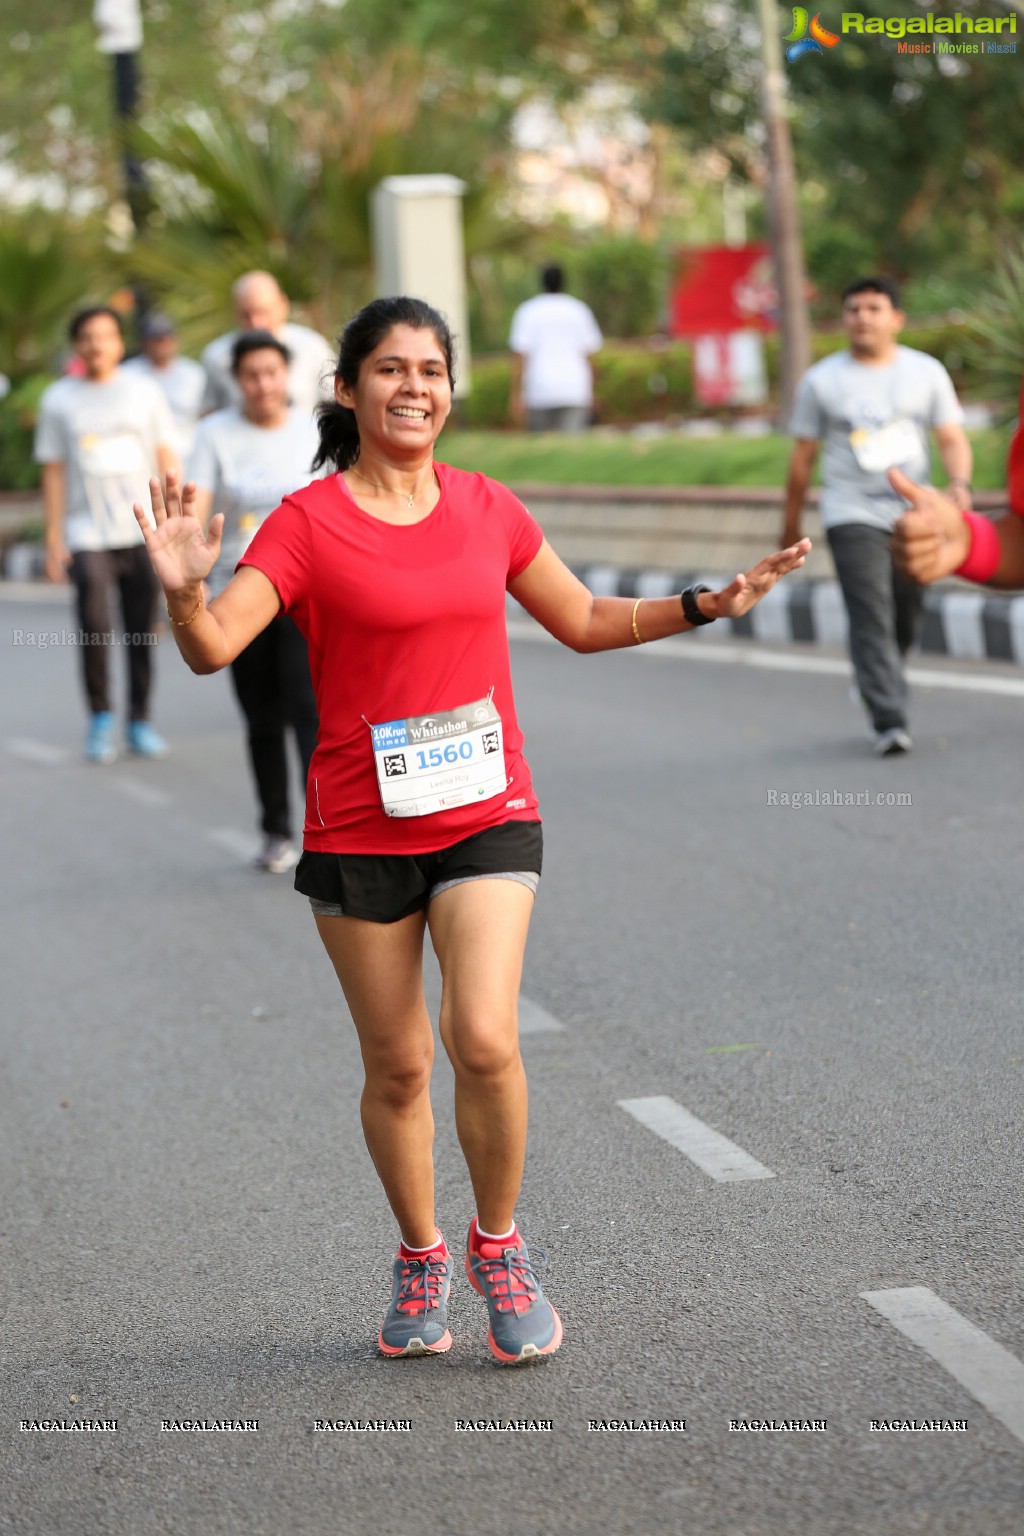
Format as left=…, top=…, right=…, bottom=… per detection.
left=543, top=568, right=1024, bottom=665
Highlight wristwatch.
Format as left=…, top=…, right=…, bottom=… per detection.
left=681, top=584, right=715, bottom=626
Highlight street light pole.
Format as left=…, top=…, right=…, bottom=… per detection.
left=93, top=0, right=147, bottom=235
left=753, top=0, right=811, bottom=424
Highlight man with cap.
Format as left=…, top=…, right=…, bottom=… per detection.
left=200, top=272, right=334, bottom=421
left=123, top=312, right=206, bottom=457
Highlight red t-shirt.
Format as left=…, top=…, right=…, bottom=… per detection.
left=237, top=462, right=544, bottom=853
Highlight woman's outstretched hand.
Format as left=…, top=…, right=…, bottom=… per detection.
left=704, top=538, right=812, bottom=620
left=133, top=470, right=223, bottom=594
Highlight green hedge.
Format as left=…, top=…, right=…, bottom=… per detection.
left=0, top=322, right=991, bottom=490
left=456, top=322, right=980, bottom=431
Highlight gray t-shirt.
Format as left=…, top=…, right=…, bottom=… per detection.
left=199, top=322, right=335, bottom=419
left=187, top=406, right=325, bottom=593
left=34, top=371, right=176, bottom=552
left=789, top=345, right=964, bottom=532
left=122, top=354, right=206, bottom=456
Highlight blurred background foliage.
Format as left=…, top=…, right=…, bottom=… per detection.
left=0, top=0, right=1021, bottom=460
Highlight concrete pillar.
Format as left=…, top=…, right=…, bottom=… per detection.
left=371, top=175, right=470, bottom=395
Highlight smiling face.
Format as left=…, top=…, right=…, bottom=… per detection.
left=336, top=324, right=453, bottom=460
left=842, top=289, right=904, bottom=360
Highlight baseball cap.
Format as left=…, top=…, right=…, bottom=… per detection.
left=139, top=311, right=177, bottom=340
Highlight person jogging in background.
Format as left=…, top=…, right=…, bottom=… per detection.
left=783, top=276, right=972, bottom=756
left=508, top=264, right=602, bottom=433
left=36, top=305, right=178, bottom=764
left=200, top=271, right=334, bottom=419
left=133, top=296, right=811, bottom=1367
left=892, top=384, right=1024, bottom=588
left=187, top=331, right=325, bottom=874
left=123, top=312, right=205, bottom=459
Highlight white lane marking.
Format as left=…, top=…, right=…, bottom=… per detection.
left=518, top=996, right=563, bottom=1034
left=206, top=827, right=261, bottom=862
left=618, top=1096, right=775, bottom=1182
left=110, top=779, right=171, bottom=807
left=861, top=1287, right=1024, bottom=1446
left=506, top=620, right=1024, bottom=698
left=6, top=737, right=70, bottom=766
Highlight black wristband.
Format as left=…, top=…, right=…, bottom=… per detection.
left=681, top=585, right=715, bottom=626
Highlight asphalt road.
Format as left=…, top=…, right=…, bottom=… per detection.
left=1, top=588, right=1022, bottom=1536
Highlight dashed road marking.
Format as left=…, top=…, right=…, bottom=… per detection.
left=6, top=737, right=70, bottom=766
left=110, top=779, right=172, bottom=807
left=206, top=827, right=261, bottom=863
left=617, top=1096, right=775, bottom=1182
left=861, top=1286, right=1024, bottom=1446
left=518, top=997, right=564, bottom=1034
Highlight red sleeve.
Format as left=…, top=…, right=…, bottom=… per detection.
left=492, top=480, right=544, bottom=579
left=236, top=495, right=313, bottom=611
left=1009, top=383, right=1024, bottom=518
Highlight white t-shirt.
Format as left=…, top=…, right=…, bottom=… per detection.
left=187, top=406, right=326, bottom=593
left=789, top=346, right=964, bottom=532
left=200, top=323, right=335, bottom=420
left=122, top=354, right=206, bottom=456
left=33, top=371, right=176, bottom=552
left=508, top=293, right=602, bottom=409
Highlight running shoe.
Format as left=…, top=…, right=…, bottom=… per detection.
left=126, top=721, right=169, bottom=758
left=465, top=1224, right=563, bottom=1364
left=254, top=835, right=298, bottom=874
left=378, top=1242, right=453, bottom=1358
left=874, top=727, right=912, bottom=757
left=83, top=711, right=117, bottom=765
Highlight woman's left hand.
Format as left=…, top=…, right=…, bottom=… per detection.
left=704, top=539, right=812, bottom=620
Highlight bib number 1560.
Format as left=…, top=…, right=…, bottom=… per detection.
left=416, top=741, right=475, bottom=769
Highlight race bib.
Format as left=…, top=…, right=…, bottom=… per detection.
left=78, top=431, right=147, bottom=478
left=848, top=418, right=920, bottom=474
left=370, top=695, right=506, bottom=818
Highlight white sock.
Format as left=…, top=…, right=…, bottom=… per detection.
left=474, top=1219, right=516, bottom=1242
left=400, top=1231, right=443, bottom=1255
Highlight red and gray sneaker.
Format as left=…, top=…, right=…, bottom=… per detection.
left=465, top=1223, right=563, bottom=1364
left=378, top=1241, right=453, bottom=1358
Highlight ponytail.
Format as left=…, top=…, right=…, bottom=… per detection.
left=312, top=399, right=360, bottom=472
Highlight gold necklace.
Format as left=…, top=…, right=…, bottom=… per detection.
left=349, top=465, right=433, bottom=511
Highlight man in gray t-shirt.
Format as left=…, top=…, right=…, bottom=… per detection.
left=782, top=277, right=972, bottom=756
left=34, top=305, right=178, bottom=764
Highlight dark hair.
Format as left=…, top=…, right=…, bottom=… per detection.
left=541, top=264, right=564, bottom=294
left=313, top=296, right=457, bottom=472
left=230, top=328, right=292, bottom=376
left=69, top=305, right=124, bottom=342
left=842, top=276, right=902, bottom=310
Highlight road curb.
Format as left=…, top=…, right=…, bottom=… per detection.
left=556, top=568, right=1024, bottom=666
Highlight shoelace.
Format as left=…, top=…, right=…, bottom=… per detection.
left=395, top=1253, right=449, bottom=1316
left=471, top=1244, right=549, bottom=1316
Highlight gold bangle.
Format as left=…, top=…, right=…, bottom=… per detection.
left=167, top=594, right=204, bottom=627
left=631, top=596, right=645, bottom=645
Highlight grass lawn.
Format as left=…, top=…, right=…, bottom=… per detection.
left=438, top=428, right=1011, bottom=492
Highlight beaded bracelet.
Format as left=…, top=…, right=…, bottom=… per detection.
left=167, top=594, right=204, bottom=627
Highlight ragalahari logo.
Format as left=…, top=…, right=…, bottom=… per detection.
left=785, top=8, right=841, bottom=61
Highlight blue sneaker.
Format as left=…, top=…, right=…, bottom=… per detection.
left=378, top=1241, right=453, bottom=1357
left=465, top=1223, right=563, bottom=1364
left=83, top=711, right=117, bottom=765
left=126, top=721, right=169, bottom=758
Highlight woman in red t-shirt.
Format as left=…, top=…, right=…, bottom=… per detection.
left=134, top=296, right=810, bottom=1366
